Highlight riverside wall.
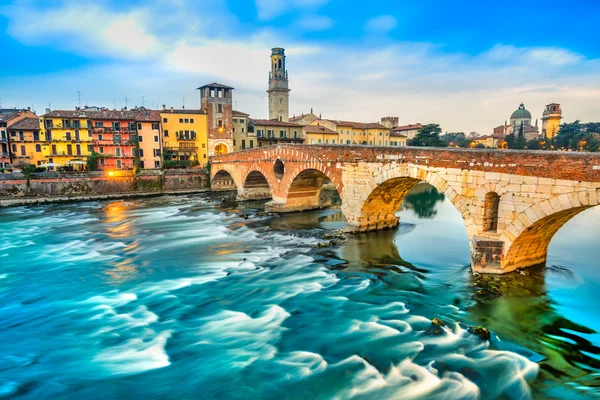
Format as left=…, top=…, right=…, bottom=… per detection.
left=0, top=169, right=209, bottom=200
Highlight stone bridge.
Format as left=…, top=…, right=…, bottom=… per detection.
left=210, top=144, right=600, bottom=274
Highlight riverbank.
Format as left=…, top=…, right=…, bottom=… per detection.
left=0, top=188, right=210, bottom=207
left=0, top=169, right=209, bottom=207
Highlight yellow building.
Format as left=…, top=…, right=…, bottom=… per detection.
left=541, top=103, right=562, bottom=139
left=251, top=119, right=304, bottom=147
left=308, top=119, right=391, bottom=145
left=232, top=110, right=253, bottom=151
left=304, top=124, right=338, bottom=144
left=7, top=117, right=46, bottom=167
left=160, top=108, right=208, bottom=167
left=134, top=108, right=163, bottom=169
left=41, top=110, right=94, bottom=169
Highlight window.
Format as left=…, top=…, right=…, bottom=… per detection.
left=218, top=120, right=223, bottom=128
left=76, top=144, right=81, bottom=155
left=155, top=161, right=160, bottom=168
left=140, top=161, right=145, bottom=169
left=233, top=127, right=236, bottom=133
left=242, top=128, right=245, bottom=133
left=311, top=139, right=315, bottom=144
left=233, top=139, right=237, bottom=146
left=116, top=148, right=121, bottom=156
left=346, top=140, right=350, bottom=144
left=250, top=140, right=254, bottom=148
left=67, top=144, right=72, bottom=155
left=116, top=160, right=122, bottom=169
left=190, top=119, right=194, bottom=124
left=75, top=130, right=80, bottom=141
left=154, top=136, right=159, bottom=142
left=280, top=130, right=285, bottom=138
left=203, top=154, right=207, bottom=158
left=164, top=130, right=169, bottom=137
left=95, top=121, right=103, bottom=128
left=325, top=139, right=329, bottom=144
left=218, top=104, right=223, bottom=113
left=100, top=158, right=105, bottom=165
left=318, top=139, right=322, bottom=143
left=163, top=118, right=168, bottom=123
left=179, top=118, right=184, bottom=123
left=139, top=149, right=144, bottom=157
left=138, top=135, right=143, bottom=142
left=152, top=123, right=159, bottom=130
left=11, top=144, right=16, bottom=152
left=88, top=131, right=93, bottom=138
left=99, top=147, right=104, bottom=154
left=20, top=145, right=25, bottom=156
left=154, top=149, right=160, bottom=157
left=88, top=145, right=93, bottom=152
left=184, top=118, right=189, bottom=123
left=233, top=119, right=237, bottom=123
left=65, top=132, right=72, bottom=141
left=112, top=122, right=121, bottom=131
left=33, top=132, right=40, bottom=141
left=202, top=143, right=206, bottom=148
left=293, top=130, right=297, bottom=138
left=241, top=140, right=246, bottom=149
left=333, top=140, right=336, bottom=144
left=379, top=132, right=382, bottom=136
left=137, top=123, right=142, bottom=130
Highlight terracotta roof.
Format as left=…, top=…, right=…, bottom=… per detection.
left=391, top=123, right=423, bottom=132
left=326, top=119, right=387, bottom=130
left=197, top=82, right=235, bottom=90
left=390, top=132, right=408, bottom=138
left=0, top=112, right=18, bottom=123
left=134, top=109, right=161, bottom=122
left=8, top=117, right=40, bottom=130
left=251, top=119, right=303, bottom=128
left=290, top=113, right=317, bottom=121
left=160, top=109, right=206, bottom=115
left=303, top=125, right=337, bottom=134
left=233, top=110, right=249, bottom=116
left=43, top=109, right=140, bottom=120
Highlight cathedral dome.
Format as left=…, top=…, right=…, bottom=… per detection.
left=510, top=103, right=532, bottom=120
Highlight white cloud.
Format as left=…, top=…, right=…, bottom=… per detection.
left=365, top=15, right=398, bottom=33
left=1, top=3, right=160, bottom=59
left=296, top=15, right=335, bottom=31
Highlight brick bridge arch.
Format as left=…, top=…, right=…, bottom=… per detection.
left=211, top=144, right=600, bottom=274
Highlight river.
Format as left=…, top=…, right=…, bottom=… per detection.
left=0, top=185, right=599, bottom=399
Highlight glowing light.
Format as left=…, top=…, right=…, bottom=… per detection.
left=108, top=171, right=115, bottom=177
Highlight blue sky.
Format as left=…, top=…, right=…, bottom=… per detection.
left=0, top=0, right=599, bottom=133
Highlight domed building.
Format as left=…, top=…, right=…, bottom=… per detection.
left=510, top=103, right=532, bottom=127
left=492, top=102, right=540, bottom=142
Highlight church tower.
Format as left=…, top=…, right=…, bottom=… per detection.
left=198, top=82, right=234, bottom=156
left=541, top=103, right=562, bottom=139
left=267, top=47, right=290, bottom=122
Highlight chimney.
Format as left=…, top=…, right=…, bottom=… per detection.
left=162, top=104, right=166, bottom=111
left=27, top=107, right=31, bottom=111
left=45, top=108, right=51, bottom=114
left=170, top=107, right=174, bottom=113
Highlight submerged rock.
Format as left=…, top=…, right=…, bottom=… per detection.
left=426, top=318, right=447, bottom=335
left=432, top=318, right=446, bottom=327
left=468, top=325, right=491, bottom=341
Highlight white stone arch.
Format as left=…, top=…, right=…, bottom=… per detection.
left=345, top=163, right=474, bottom=234
left=210, top=164, right=243, bottom=193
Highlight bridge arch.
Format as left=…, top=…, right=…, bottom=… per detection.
left=498, top=192, right=599, bottom=272
left=211, top=168, right=240, bottom=193
left=346, top=164, right=471, bottom=233
left=238, top=169, right=274, bottom=201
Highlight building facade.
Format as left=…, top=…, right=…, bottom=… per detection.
left=308, top=119, right=391, bottom=146
left=232, top=110, right=253, bottom=151
left=304, top=124, right=338, bottom=144
left=134, top=108, right=163, bottom=169
left=7, top=117, right=45, bottom=167
left=198, top=83, right=234, bottom=155
left=252, top=119, right=303, bottom=146
left=290, top=111, right=318, bottom=126
left=390, top=123, right=423, bottom=140
left=160, top=108, right=208, bottom=167
left=90, top=111, right=138, bottom=171
left=541, top=103, right=562, bottom=139
left=41, top=110, right=94, bottom=169
left=267, top=48, right=290, bottom=122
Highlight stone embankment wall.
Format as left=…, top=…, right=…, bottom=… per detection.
left=0, top=169, right=209, bottom=198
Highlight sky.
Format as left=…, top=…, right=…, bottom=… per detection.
left=0, top=0, right=599, bottom=134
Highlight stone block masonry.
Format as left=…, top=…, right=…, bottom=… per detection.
left=210, top=144, right=600, bottom=274
left=0, top=169, right=209, bottom=203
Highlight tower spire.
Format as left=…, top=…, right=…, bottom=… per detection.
left=267, top=47, right=290, bottom=122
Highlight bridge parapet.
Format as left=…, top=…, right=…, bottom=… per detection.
left=210, top=144, right=600, bottom=274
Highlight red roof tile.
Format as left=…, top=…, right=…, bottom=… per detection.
left=303, top=125, right=337, bottom=134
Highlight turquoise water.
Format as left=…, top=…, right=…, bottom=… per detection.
left=0, top=188, right=599, bottom=399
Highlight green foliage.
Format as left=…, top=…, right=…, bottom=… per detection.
left=87, top=151, right=100, bottom=171
left=512, top=123, right=527, bottom=149
left=505, top=133, right=515, bottom=149
left=440, top=132, right=470, bottom=147
left=474, top=143, right=486, bottom=149
left=412, top=124, right=445, bottom=147
left=526, top=139, right=541, bottom=150
left=555, top=121, right=600, bottom=151
left=163, top=159, right=200, bottom=169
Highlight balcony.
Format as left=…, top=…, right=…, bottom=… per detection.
left=45, top=151, right=85, bottom=157
left=176, top=132, right=197, bottom=141
left=14, top=153, right=34, bottom=159
left=92, top=127, right=134, bottom=133
left=164, top=146, right=198, bottom=153
left=93, top=139, right=136, bottom=146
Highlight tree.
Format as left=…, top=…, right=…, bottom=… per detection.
left=505, top=133, right=515, bottom=149
left=555, top=121, right=583, bottom=150
left=412, top=124, right=445, bottom=147
left=513, top=123, right=527, bottom=149
left=441, top=132, right=469, bottom=147
left=87, top=151, right=100, bottom=171
left=526, top=139, right=541, bottom=150
left=468, top=131, right=479, bottom=139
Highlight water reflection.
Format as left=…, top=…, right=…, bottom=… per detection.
left=401, top=183, right=446, bottom=218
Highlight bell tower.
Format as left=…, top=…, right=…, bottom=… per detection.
left=267, top=47, right=290, bottom=122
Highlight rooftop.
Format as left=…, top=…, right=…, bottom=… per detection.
left=43, top=109, right=141, bottom=120
left=303, top=125, right=337, bottom=135
left=233, top=110, right=249, bottom=116
left=392, top=123, right=423, bottom=132
left=8, top=117, right=40, bottom=131
left=326, top=119, right=388, bottom=130
left=197, top=82, right=235, bottom=90
left=251, top=119, right=303, bottom=128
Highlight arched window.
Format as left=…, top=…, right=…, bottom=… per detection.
left=483, top=192, right=500, bottom=232
left=35, top=144, right=41, bottom=152
left=278, top=59, right=282, bottom=69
